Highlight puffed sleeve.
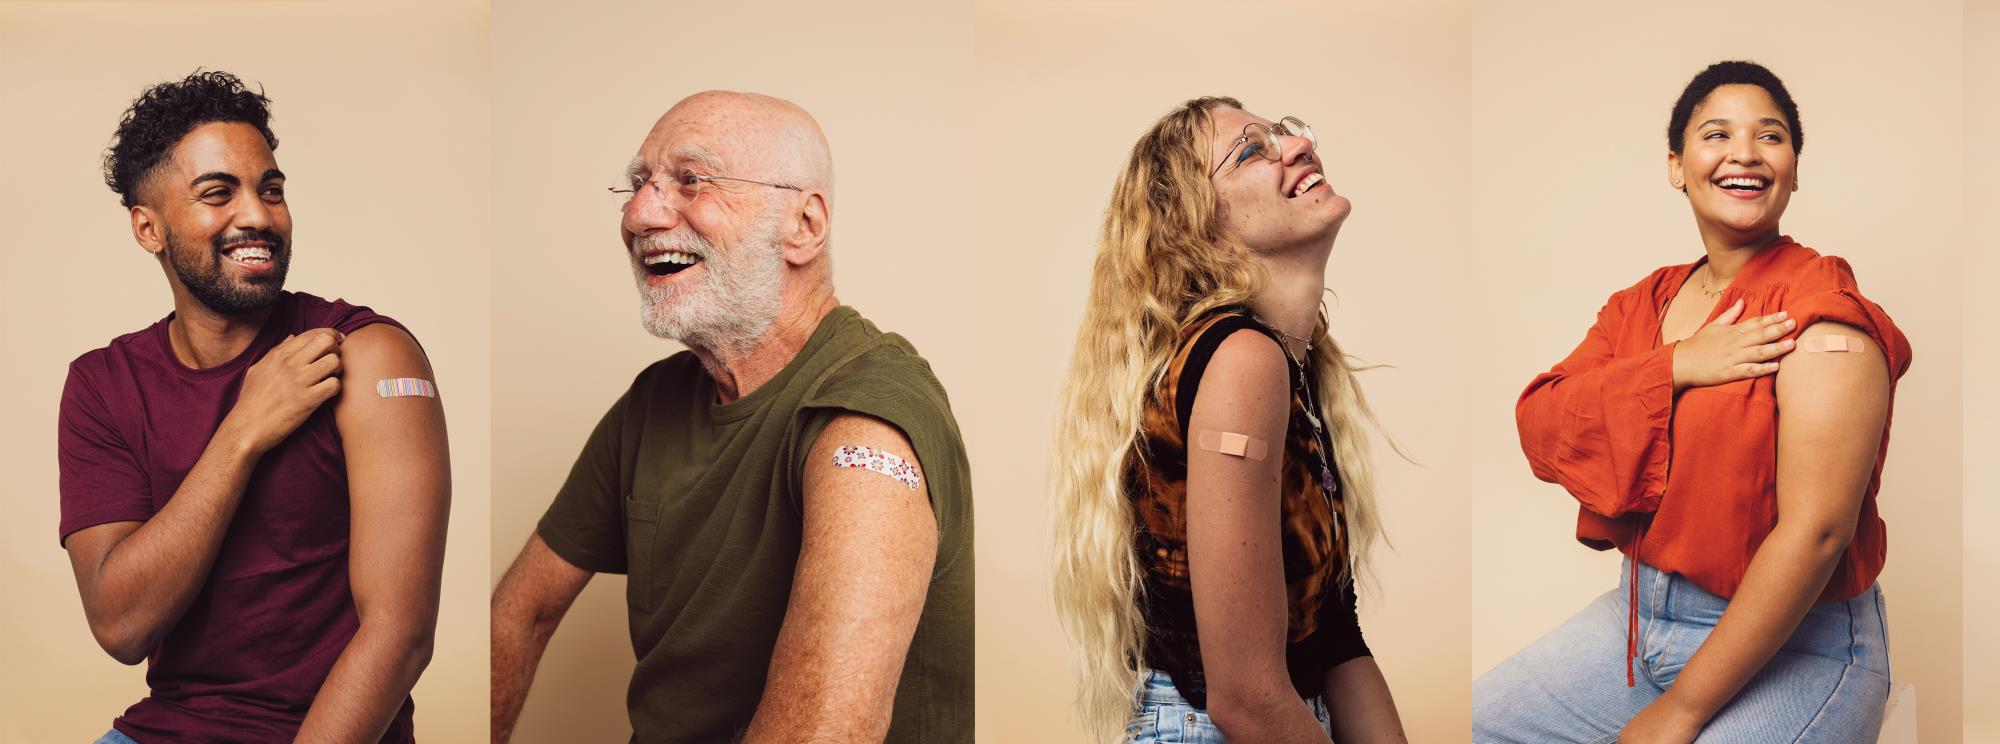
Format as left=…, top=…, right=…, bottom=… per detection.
left=1516, top=289, right=1676, bottom=518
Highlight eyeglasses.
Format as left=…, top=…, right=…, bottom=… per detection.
left=608, top=168, right=801, bottom=212
left=1211, top=116, right=1316, bottom=177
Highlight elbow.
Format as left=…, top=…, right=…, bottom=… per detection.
left=361, top=615, right=438, bottom=678
left=90, top=621, right=153, bottom=666
left=396, top=624, right=439, bottom=676
left=407, top=627, right=437, bottom=673
left=1781, top=519, right=1857, bottom=565
left=1205, top=686, right=1289, bottom=739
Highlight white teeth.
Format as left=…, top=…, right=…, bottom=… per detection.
left=226, top=246, right=272, bottom=263
left=643, top=251, right=700, bottom=266
left=1292, top=172, right=1324, bottom=197
left=1719, top=176, right=1768, bottom=189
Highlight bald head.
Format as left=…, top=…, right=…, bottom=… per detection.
left=643, top=91, right=834, bottom=204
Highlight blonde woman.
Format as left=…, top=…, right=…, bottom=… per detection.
left=1053, top=97, right=1408, bottom=744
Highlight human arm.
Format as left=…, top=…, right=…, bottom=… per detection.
left=739, top=412, right=937, bottom=743
left=1620, top=322, right=1888, bottom=743
left=1323, top=657, right=1408, bottom=743
left=63, top=329, right=345, bottom=664
left=296, top=324, right=450, bottom=743
left=1185, top=330, right=1332, bottom=744
left=490, top=534, right=594, bottom=744
left=1517, top=297, right=1791, bottom=518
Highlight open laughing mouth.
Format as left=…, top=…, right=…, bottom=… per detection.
left=1290, top=172, right=1326, bottom=198
left=1714, top=174, right=1770, bottom=196
left=222, top=243, right=276, bottom=269
left=642, top=251, right=702, bottom=277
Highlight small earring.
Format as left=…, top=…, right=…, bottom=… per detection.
left=1672, top=179, right=1683, bottom=188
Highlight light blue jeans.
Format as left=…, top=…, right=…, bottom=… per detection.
left=92, top=730, right=138, bottom=744
left=1125, top=669, right=1332, bottom=743
left=1473, top=558, right=1890, bottom=743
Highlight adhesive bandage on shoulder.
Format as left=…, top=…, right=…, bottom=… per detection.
left=1799, top=335, right=1864, bottom=353
left=830, top=445, right=922, bottom=491
left=1196, top=430, right=1269, bottom=461
left=375, top=378, right=438, bottom=398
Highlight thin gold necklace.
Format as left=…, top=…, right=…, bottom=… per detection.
left=1698, top=264, right=1728, bottom=298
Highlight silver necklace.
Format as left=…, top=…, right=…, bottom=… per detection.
left=1247, top=313, right=1339, bottom=514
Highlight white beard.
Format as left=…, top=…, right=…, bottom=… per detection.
left=631, top=206, right=786, bottom=357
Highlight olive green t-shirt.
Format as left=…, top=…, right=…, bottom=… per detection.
left=537, top=306, right=973, bottom=743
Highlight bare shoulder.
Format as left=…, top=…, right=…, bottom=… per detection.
left=340, top=323, right=427, bottom=369
left=1192, top=328, right=1290, bottom=427
left=1778, top=321, right=1888, bottom=395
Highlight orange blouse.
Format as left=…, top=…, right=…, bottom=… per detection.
left=1517, top=237, right=1912, bottom=605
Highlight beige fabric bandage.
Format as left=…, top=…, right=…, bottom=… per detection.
left=1196, top=430, right=1269, bottom=461
left=1800, top=335, right=1862, bottom=353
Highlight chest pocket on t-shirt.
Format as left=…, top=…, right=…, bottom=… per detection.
left=625, top=493, right=660, bottom=613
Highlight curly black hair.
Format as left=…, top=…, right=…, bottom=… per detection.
left=102, top=70, right=278, bottom=208
left=1666, top=60, right=1802, bottom=157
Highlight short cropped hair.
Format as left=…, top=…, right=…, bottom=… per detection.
left=103, top=70, right=278, bottom=207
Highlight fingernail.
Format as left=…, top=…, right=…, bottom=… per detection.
left=1785, top=319, right=1796, bottom=328
left=1782, top=339, right=1795, bottom=347
left=1776, top=311, right=1788, bottom=319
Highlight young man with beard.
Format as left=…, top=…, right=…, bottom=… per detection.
left=490, top=91, right=973, bottom=743
left=58, top=71, right=449, bottom=744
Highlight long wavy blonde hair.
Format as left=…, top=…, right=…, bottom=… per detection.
left=1050, top=96, right=1390, bottom=740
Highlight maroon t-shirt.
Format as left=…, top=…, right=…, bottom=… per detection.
left=57, top=291, right=417, bottom=744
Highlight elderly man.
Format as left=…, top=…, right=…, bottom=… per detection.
left=59, top=70, right=448, bottom=743
left=490, top=91, right=972, bottom=743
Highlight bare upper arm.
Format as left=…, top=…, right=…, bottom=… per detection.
left=334, top=324, right=450, bottom=621
left=1183, top=329, right=1294, bottom=695
left=749, top=412, right=935, bottom=738
left=794, top=410, right=936, bottom=648
left=1773, top=321, right=1890, bottom=537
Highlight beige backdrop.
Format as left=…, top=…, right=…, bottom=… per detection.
left=975, top=1, right=1475, bottom=741
left=1463, top=3, right=1966, bottom=743
left=0, top=2, right=493, bottom=742
left=1963, top=0, right=1995, bottom=740
left=485, top=1, right=979, bottom=740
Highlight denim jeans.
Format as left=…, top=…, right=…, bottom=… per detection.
left=1125, top=669, right=1332, bottom=743
left=91, top=730, right=139, bottom=744
left=1473, top=558, right=1890, bottom=743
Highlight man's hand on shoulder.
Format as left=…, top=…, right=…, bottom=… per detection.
left=219, top=327, right=344, bottom=456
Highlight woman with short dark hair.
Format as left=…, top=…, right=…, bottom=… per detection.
left=1473, top=61, right=1909, bottom=743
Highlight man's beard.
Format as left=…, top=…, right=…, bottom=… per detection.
left=163, top=226, right=290, bottom=314
left=631, top=207, right=786, bottom=357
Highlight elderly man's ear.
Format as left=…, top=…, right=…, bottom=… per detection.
left=781, top=191, right=831, bottom=267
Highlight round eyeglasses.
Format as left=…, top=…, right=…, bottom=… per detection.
left=1211, top=116, right=1315, bottom=177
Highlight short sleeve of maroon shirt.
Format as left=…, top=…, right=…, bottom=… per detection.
left=57, top=291, right=418, bottom=744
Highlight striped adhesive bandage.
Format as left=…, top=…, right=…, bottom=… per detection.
left=376, top=378, right=437, bottom=398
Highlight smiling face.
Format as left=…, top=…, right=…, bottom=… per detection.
left=1668, top=84, right=1799, bottom=242
left=619, top=94, right=807, bottom=352
left=139, top=121, right=292, bottom=314
left=1205, top=106, right=1350, bottom=255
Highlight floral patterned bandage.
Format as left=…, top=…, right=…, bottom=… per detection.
left=830, top=445, right=921, bottom=491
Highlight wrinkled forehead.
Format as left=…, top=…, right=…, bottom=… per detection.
left=1203, top=106, right=1274, bottom=164
left=632, top=99, right=789, bottom=176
